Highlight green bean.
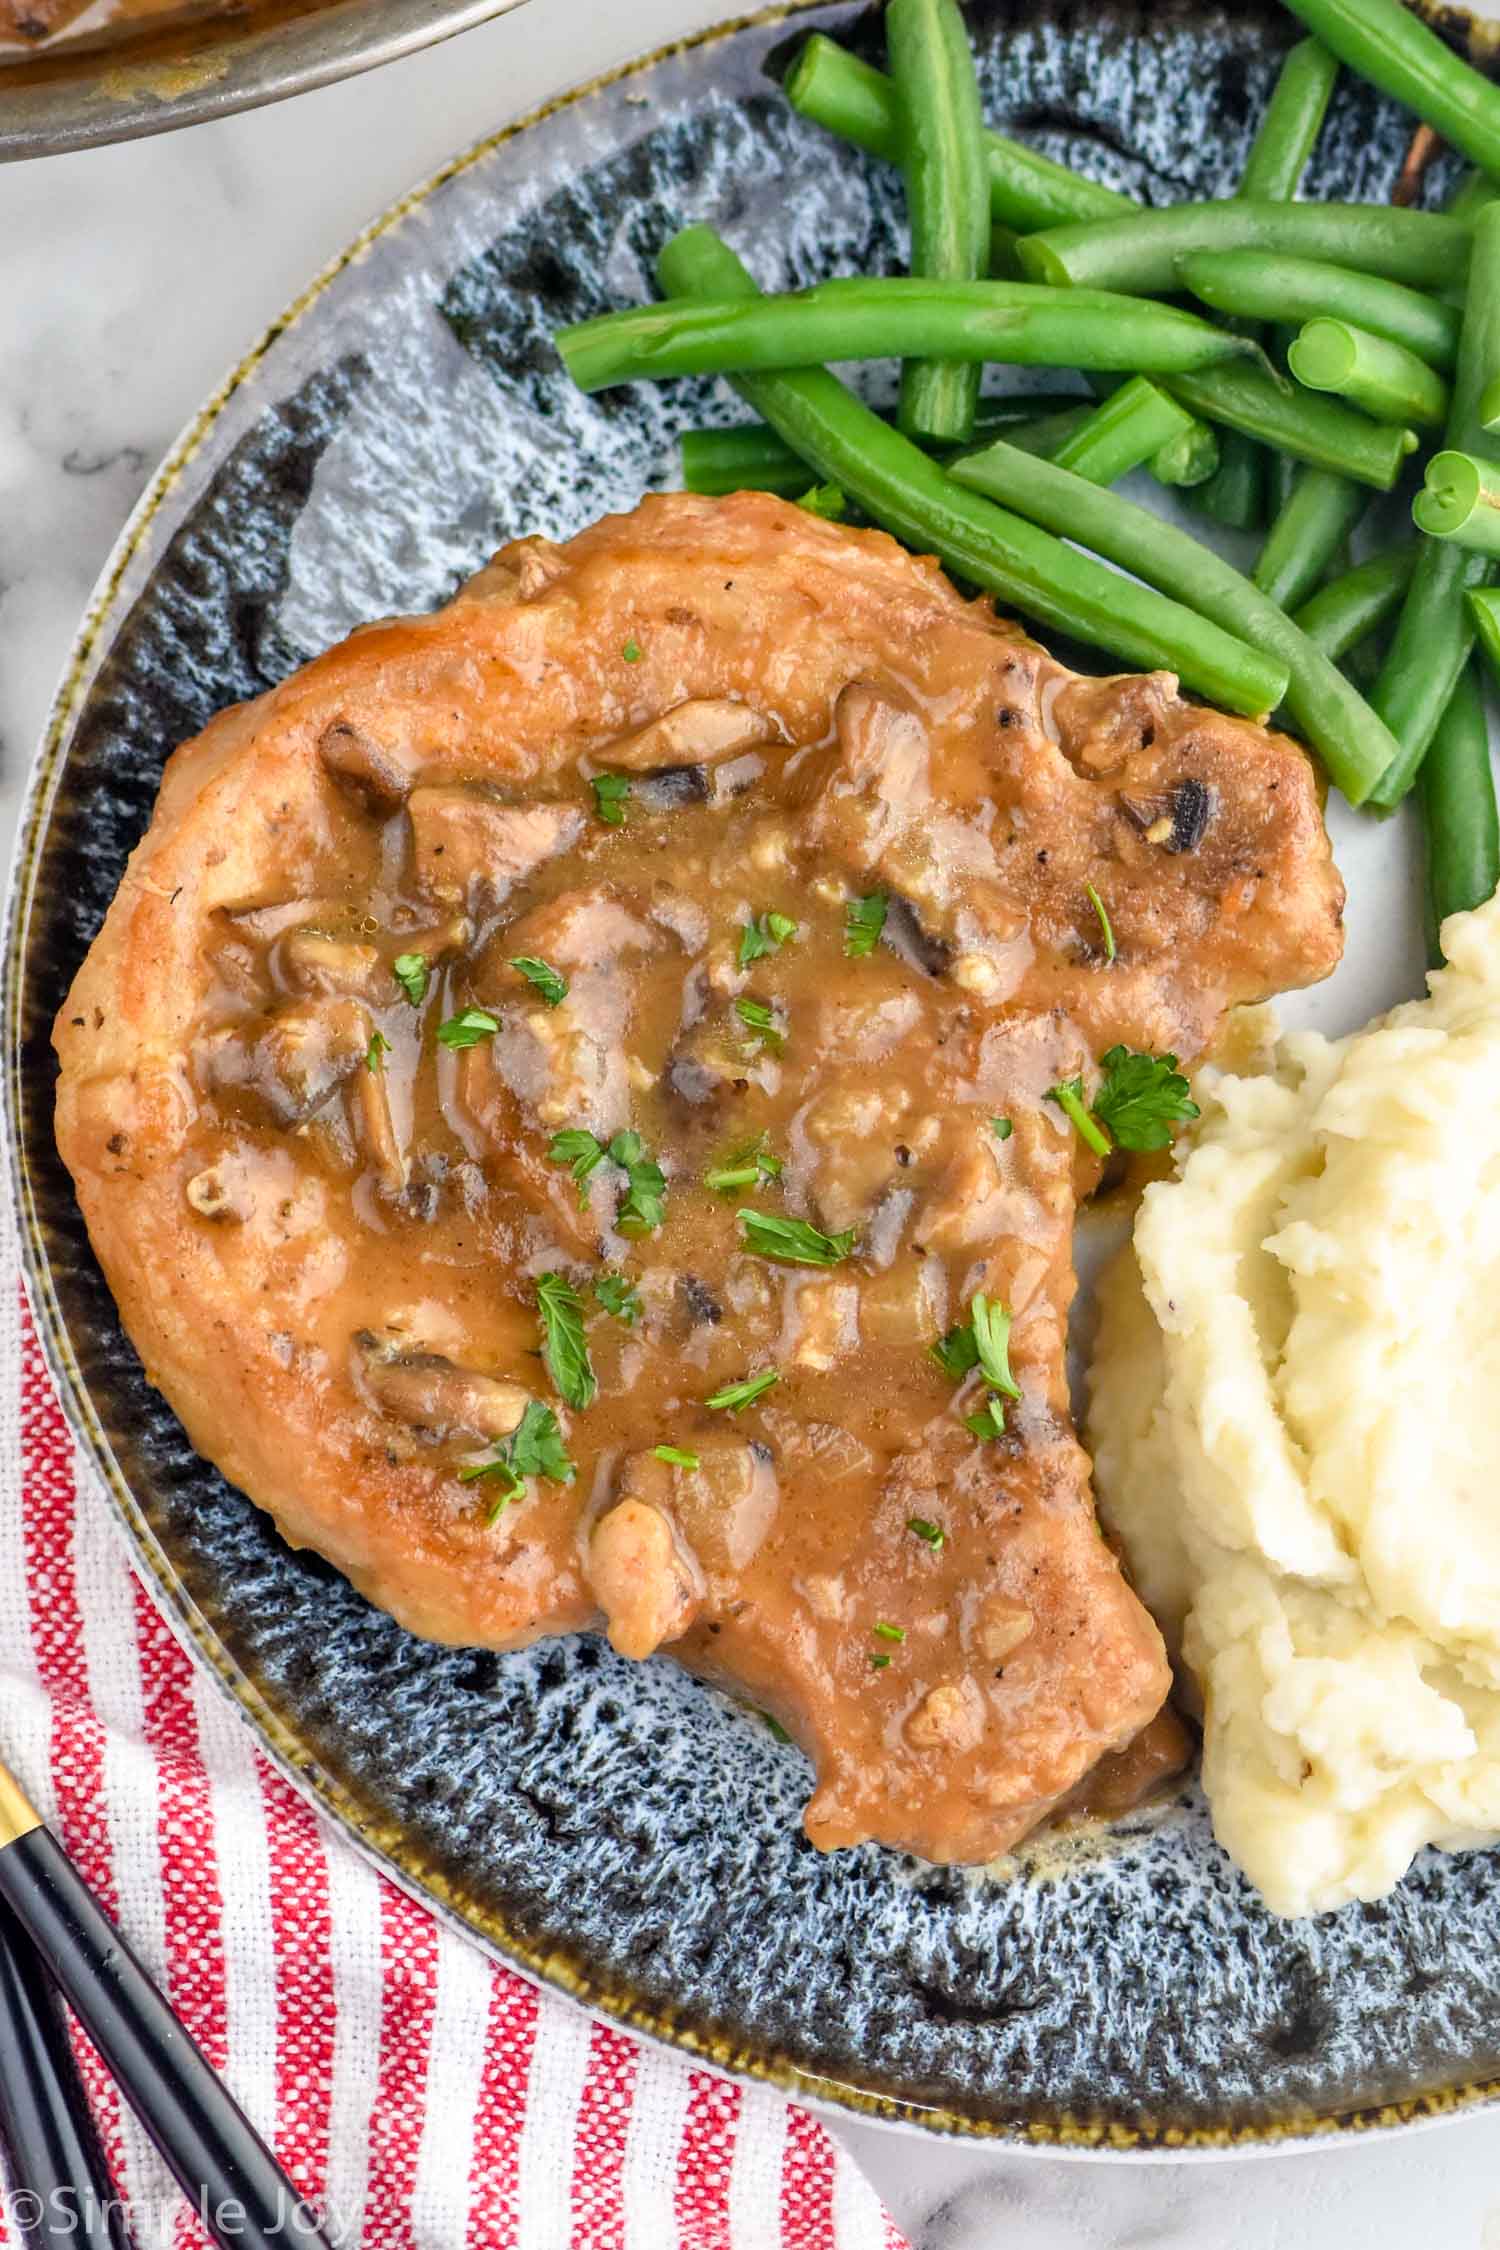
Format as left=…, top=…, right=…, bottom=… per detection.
left=1480, top=376, right=1500, bottom=434
left=888, top=0, right=990, bottom=445
left=1292, top=544, right=1418, bottom=661
left=1151, top=420, right=1221, bottom=488
left=988, top=222, right=1024, bottom=280
left=1240, top=38, right=1341, bottom=197
left=1418, top=665, right=1499, bottom=966
left=1191, top=45, right=1338, bottom=540
left=998, top=405, right=1095, bottom=459
left=1448, top=171, right=1500, bottom=225
left=1178, top=251, right=1459, bottom=371
left=1470, top=585, right=1500, bottom=675
left=556, top=280, right=1255, bottom=393
left=677, top=397, right=1093, bottom=496
left=1016, top=201, right=1470, bottom=296
left=1279, top=0, right=1500, bottom=183
left=783, top=40, right=1223, bottom=492
left=1288, top=318, right=1450, bottom=430
left=1163, top=363, right=1417, bottom=489
left=1254, top=467, right=1368, bottom=611
left=1049, top=378, right=1196, bottom=485
left=1414, top=451, right=1500, bottom=556
left=783, top=33, right=1131, bottom=231
left=946, top=437, right=1402, bottom=803
left=651, top=227, right=1287, bottom=717
left=1369, top=203, right=1500, bottom=809
left=1193, top=438, right=1265, bottom=532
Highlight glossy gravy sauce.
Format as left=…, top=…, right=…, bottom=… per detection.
left=186, top=669, right=1220, bottom=1863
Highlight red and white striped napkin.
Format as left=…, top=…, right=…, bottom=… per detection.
left=0, top=1194, right=910, bottom=2250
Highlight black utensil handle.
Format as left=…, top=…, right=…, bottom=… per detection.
left=0, top=1829, right=333, bottom=2250
left=0, top=1899, right=134, bottom=2247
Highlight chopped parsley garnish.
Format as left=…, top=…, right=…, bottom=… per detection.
left=609, top=1130, right=668, bottom=1235
left=869, top=1652, right=892, bottom=1670
left=797, top=482, right=847, bottom=520
left=971, top=1293, right=1021, bottom=1401
left=653, top=1444, right=700, bottom=1470
left=737, top=910, right=798, bottom=970
left=737, top=1210, right=855, bottom=1267
left=592, top=772, right=630, bottom=827
left=1048, top=1050, right=1199, bottom=1158
left=458, top=1399, right=575, bottom=1518
left=594, top=1271, right=642, bottom=1326
left=365, top=1029, right=391, bottom=1073
left=1085, top=881, right=1117, bottom=963
left=704, top=1132, right=783, bottom=1196
left=844, top=891, right=888, bottom=959
left=929, top=1323, right=980, bottom=1381
left=1093, top=1046, right=1200, bottom=1152
left=734, top=996, right=784, bottom=1053
left=546, top=1128, right=666, bottom=1232
left=437, top=1006, right=500, bottom=1051
left=1046, top=1074, right=1112, bottom=1160
left=622, top=638, right=643, bottom=663
left=933, top=1293, right=1020, bottom=1436
left=872, top=1621, right=906, bottom=1644
left=536, top=1272, right=596, bottom=1410
left=907, top=1516, right=945, bottom=1551
left=392, top=953, right=429, bottom=1007
left=991, top=1116, right=1013, bottom=1142
left=705, top=1368, right=781, bottom=1414
left=549, top=1127, right=609, bottom=1204
left=511, top=955, right=569, bottom=1008
left=758, top=1709, right=792, bottom=1742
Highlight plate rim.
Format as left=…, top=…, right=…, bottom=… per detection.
left=8, top=0, right=1500, bottom=2153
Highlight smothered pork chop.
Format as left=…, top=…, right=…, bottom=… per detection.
left=54, top=493, right=1343, bottom=1863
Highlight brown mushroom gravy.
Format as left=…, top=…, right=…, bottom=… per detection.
left=53, top=494, right=1344, bottom=1864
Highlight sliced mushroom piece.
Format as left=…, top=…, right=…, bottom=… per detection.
left=587, top=1495, right=701, bottom=1660
left=353, top=1332, right=530, bottom=1443
left=882, top=893, right=953, bottom=980
left=202, top=998, right=368, bottom=1127
left=218, top=897, right=341, bottom=944
left=407, top=787, right=583, bottom=909
left=278, top=929, right=385, bottom=1001
left=603, top=698, right=776, bottom=773
left=318, top=722, right=411, bottom=815
left=354, top=1054, right=407, bottom=1193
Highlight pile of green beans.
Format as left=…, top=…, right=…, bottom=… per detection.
left=554, top=0, right=1500, bottom=955
left=654, top=228, right=1287, bottom=718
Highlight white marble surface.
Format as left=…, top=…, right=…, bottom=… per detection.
left=0, top=2, right=1494, bottom=2240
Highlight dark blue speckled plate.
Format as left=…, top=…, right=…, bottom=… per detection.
left=10, top=0, right=1500, bottom=2151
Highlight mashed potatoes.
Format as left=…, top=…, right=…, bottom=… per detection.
left=1089, top=892, right=1500, bottom=1918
